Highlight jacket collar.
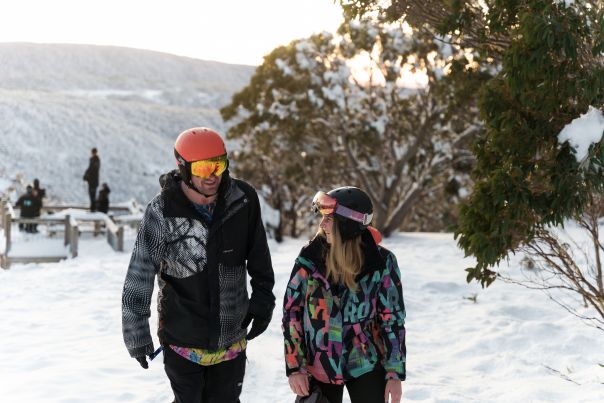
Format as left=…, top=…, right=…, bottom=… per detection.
left=159, top=170, right=244, bottom=221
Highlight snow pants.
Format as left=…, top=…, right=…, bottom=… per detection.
left=163, top=346, right=246, bottom=403
left=314, top=366, right=387, bottom=403
left=88, top=185, right=97, bottom=212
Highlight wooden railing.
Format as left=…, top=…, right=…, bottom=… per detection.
left=0, top=197, right=140, bottom=269
left=41, top=204, right=132, bottom=214
left=0, top=200, right=79, bottom=268
left=105, top=217, right=124, bottom=252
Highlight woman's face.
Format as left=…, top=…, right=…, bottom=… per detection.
left=320, top=214, right=334, bottom=244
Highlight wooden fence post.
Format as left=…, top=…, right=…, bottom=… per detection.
left=70, top=217, right=79, bottom=258
left=0, top=199, right=5, bottom=229
left=64, top=215, right=70, bottom=246
left=5, top=210, right=12, bottom=255
left=117, top=226, right=124, bottom=252
left=71, top=220, right=80, bottom=258
left=2, top=202, right=8, bottom=231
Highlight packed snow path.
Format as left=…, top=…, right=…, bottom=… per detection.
left=0, top=232, right=602, bottom=402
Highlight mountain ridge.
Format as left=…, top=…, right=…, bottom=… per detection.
left=0, top=43, right=254, bottom=204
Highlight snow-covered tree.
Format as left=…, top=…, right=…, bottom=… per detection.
left=222, top=19, right=487, bottom=237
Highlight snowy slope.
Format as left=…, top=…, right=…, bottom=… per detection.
left=0, top=230, right=602, bottom=402
left=0, top=43, right=254, bottom=204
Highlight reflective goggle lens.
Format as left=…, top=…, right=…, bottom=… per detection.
left=311, top=191, right=337, bottom=215
left=190, top=156, right=228, bottom=179
left=311, top=190, right=374, bottom=226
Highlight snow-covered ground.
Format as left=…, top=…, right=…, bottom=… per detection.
left=0, top=229, right=603, bottom=402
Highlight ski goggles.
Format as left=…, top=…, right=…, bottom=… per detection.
left=311, top=191, right=373, bottom=226
left=190, top=155, right=228, bottom=179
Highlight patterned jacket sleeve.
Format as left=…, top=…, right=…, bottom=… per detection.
left=377, top=251, right=407, bottom=380
left=282, top=262, right=309, bottom=376
left=121, top=197, right=165, bottom=358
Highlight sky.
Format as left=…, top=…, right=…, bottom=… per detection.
left=1, top=225, right=603, bottom=402
left=0, top=0, right=345, bottom=66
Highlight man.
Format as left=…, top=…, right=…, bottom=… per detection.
left=122, top=128, right=275, bottom=403
left=31, top=178, right=46, bottom=233
left=83, top=147, right=100, bottom=211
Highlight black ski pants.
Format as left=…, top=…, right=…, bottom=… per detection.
left=88, top=185, right=97, bottom=212
left=164, top=345, right=246, bottom=403
left=314, top=366, right=386, bottom=403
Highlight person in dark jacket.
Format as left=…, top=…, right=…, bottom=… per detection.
left=16, top=185, right=41, bottom=233
left=83, top=147, right=100, bottom=211
left=96, top=183, right=110, bottom=214
left=122, top=128, right=275, bottom=403
left=283, top=187, right=406, bottom=403
left=31, top=178, right=46, bottom=233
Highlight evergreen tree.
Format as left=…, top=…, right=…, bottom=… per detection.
left=341, top=0, right=604, bottom=286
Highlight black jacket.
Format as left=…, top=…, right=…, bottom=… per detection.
left=122, top=171, right=275, bottom=357
left=16, top=193, right=40, bottom=218
left=97, top=185, right=110, bottom=213
left=83, top=155, right=100, bottom=188
left=32, top=186, right=45, bottom=216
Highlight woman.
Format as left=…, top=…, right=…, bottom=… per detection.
left=283, top=187, right=406, bottom=403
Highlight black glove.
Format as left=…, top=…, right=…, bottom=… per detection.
left=135, top=356, right=149, bottom=369
left=242, top=292, right=276, bottom=340
left=241, top=311, right=272, bottom=340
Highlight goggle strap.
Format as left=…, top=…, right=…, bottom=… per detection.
left=334, top=204, right=373, bottom=226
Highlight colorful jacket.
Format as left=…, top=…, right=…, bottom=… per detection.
left=282, top=231, right=406, bottom=384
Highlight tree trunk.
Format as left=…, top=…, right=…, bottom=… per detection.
left=381, top=186, right=424, bottom=237
left=289, top=207, right=298, bottom=238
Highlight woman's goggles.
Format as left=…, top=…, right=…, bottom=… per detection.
left=190, top=155, right=228, bottom=179
left=311, top=191, right=373, bottom=226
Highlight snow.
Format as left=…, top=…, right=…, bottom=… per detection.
left=558, top=106, right=604, bottom=163
left=258, top=195, right=280, bottom=230
left=5, top=230, right=68, bottom=258
left=370, top=115, right=387, bottom=135
left=275, top=58, right=294, bottom=76
left=321, top=85, right=346, bottom=109
left=0, top=177, right=11, bottom=193
left=42, top=208, right=109, bottom=221
left=0, top=229, right=603, bottom=402
left=558, top=0, right=576, bottom=8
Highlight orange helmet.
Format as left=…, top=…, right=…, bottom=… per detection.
left=174, top=127, right=227, bottom=162
left=173, top=127, right=229, bottom=184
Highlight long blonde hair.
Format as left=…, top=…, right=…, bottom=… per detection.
left=317, top=217, right=364, bottom=290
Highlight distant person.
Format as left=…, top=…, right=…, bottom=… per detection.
left=83, top=147, right=101, bottom=211
left=15, top=185, right=40, bottom=233
left=122, top=127, right=275, bottom=403
left=283, top=187, right=406, bottom=403
left=31, top=178, right=46, bottom=233
left=96, top=183, right=110, bottom=214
